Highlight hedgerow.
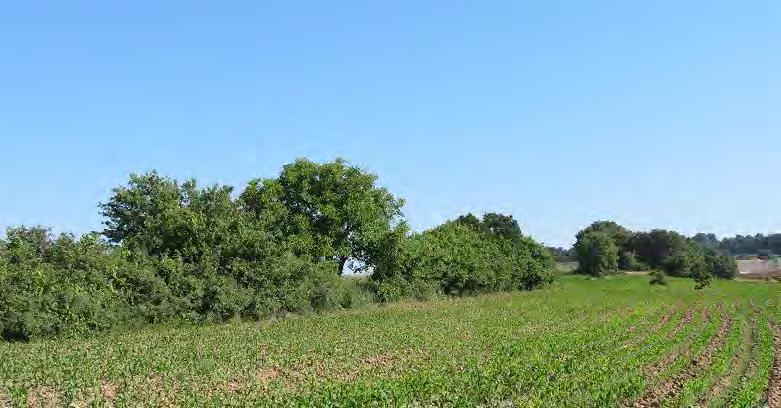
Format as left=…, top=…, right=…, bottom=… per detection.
left=0, top=160, right=555, bottom=341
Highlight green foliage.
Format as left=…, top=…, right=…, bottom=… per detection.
left=547, top=246, right=574, bottom=263
left=662, top=250, right=698, bottom=277
left=706, top=251, right=738, bottom=279
left=371, top=276, right=439, bottom=303
left=0, top=229, right=130, bottom=340
left=373, top=214, right=553, bottom=297
left=709, top=232, right=781, bottom=257
left=238, top=158, right=406, bottom=275
left=619, top=250, right=646, bottom=271
left=648, top=270, right=667, bottom=285
left=692, top=268, right=712, bottom=290
left=479, top=212, right=524, bottom=243
left=632, top=229, right=692, bottom=271
left=1, top=160, right=555, bottom=341
left=574, top=232, right=619, bottom=277
left=576, top=221, right=633, bottom=249
left=0, top=275, right=776, bottom=406
left=100, top=172, right=240, bottom=262
left=0, top=225, right=365, bottom=341
left=574, top=222, right=734, bottom=285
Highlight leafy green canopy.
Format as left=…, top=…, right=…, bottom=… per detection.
left=574, top=232, right=619, bottom=277
left=238, top=158, right=406, bottom=275
left=372, top=213, right=554, bottom=300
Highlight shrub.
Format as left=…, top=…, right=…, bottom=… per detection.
left=0, top=226, right=360, bottom=341
left=619, top=251, right=647, bottom=271
left=707, top=252, right=738, bottom=279
left=574, top=232, right=618, bottom=277
left=649, top=270, right=667, bottom=286
left=340, top=277, right=376, bottom=308
left=370, top=276, right=440, bottom=302
left=0, top=251, right=129, bottom=341
left=371, top=216, right=553, bottom=299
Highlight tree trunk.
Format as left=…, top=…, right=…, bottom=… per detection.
left=338, top=256, right=348, bottom=276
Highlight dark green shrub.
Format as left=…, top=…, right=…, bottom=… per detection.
left=370, top=276, right=440, bottom=302
left=371, top=216, right=553, bottom=299
left=371, top=276, right=414, bottom=303
left=706, top=252, right=737, bottom=279
left=0, top=255, right=128, bottom=341
left=340, top=277, right=377, bottom=308
left=649, top=270, right=667, bottom=285
left=574, top=232, right=618, bottom=277
left=619, top=251, right=646, bottom=271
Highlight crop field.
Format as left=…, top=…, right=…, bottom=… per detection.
left=1, top=275, right=779, bottom=407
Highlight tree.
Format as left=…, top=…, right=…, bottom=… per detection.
left=706, top=251, right=738, bottom=279
left=574, top=232, right=618, bottom=277
left=631, top=230, right=691, bottom=270
left=455, top=213, right=524, bottom=244
left=718, top=233, right=779, bottom=257
left=371, top=218, right=553, bottom=297
left=691, top=260, right=712, bottom=289
left=576, top=221, right=633, bottom=250
left=454, top=213, right=482, bottom=231
left=3, top=226, right=53, bottom=265
left=239, top=158, right=405, bottom=275
left=100, top=171, right=239, bottom=262
left=618, top=250, right=645, bottom=271
left=691, top=233, right=720, bottom=250
left=481, top=213, right=524, bottom=244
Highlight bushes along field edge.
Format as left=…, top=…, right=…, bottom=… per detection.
left=0, top=159, right=553, bottom=341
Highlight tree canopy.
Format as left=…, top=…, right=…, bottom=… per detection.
left=238, top=158, right=406, bottom=275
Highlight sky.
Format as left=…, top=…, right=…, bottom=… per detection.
left=0, top=1, right=777, bottom=247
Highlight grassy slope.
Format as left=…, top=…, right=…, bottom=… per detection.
left=0, top=276, right=778, bottom=407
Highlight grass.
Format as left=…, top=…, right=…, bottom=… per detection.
left=0, top=275, right=778, bottom=407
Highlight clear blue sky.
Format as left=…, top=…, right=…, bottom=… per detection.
left=0, top=1, right=777, bottom=247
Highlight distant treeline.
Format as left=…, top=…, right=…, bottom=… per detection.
left=568, top=221, right=738, bottom=288
left=549, top=232, right=779, bottom=264
left=691, top=233, right=781, bottom=258
left=0, top=158, right=552, bottom=341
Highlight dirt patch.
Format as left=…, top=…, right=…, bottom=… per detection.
left=0, top=391, right=11, bottom=408
left=740, top=318, right=762, bottom=393
left=144, top=373, right=175, bottom=406
left=26, top=386, right=61, bottom=408
left=100, top=380, right=117, bottom=400
left=362, top=352, right=397, bottom=367
left=257, top=367, right=281, bottom=385
left=738, top=259, right=781, bottom=276
left=226, top=378, right=243, bottom=394
left=632, top=307, right=732, bottom=407
left=768, top=324, right=781, bottom=407
left=99, top=380, right=118, bottom=406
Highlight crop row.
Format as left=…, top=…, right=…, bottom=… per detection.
left=0, top=276, right=778, bottom=407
